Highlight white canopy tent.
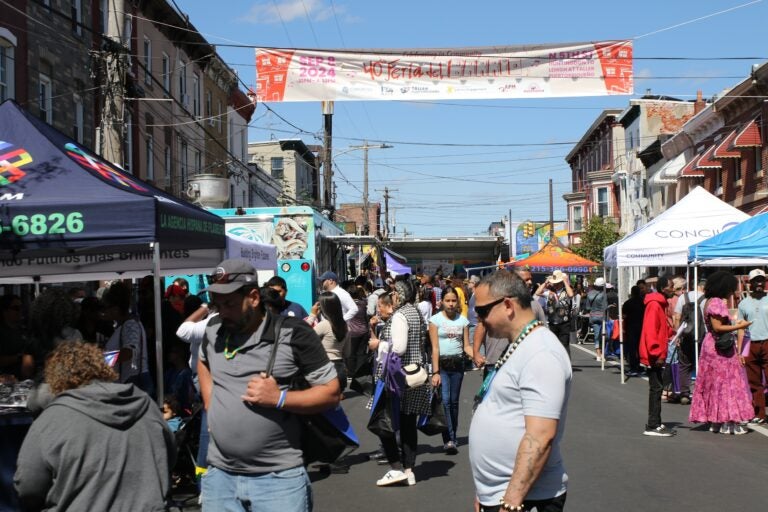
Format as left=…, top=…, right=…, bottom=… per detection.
left=603, top=186, right=750, bottom=382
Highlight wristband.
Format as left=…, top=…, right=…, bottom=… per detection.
left=276, top=389, right=287, bottom=409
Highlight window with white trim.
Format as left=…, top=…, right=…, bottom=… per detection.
left=194, top=149, right=201, bottom=175
left=271, top=157, right=284, bottom=180
left=572, top=205, right=584, bottom=232
left=161, top=53, right=170, bottom=94
left=38, top=73, right=52, bottom=123
left=146, top=135, right=154, bottom=181
left=143, top=37, right=152, bottom=85
left=192, top=73, right=200, bottom=117
left=0, top=36, right=16, bottom=102
left=178, top=59, right=187, bottom=105
left=73, top=94, right=84, bottom=142
left=596, top=187, right=609, bottom=217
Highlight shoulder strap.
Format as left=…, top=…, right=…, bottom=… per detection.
left=683, top=291, right=691, bottom=306
left=265, top=314, right=286, bottom=377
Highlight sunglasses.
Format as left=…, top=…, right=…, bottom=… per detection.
left=474, top=297, right=508, bottom=319
left=206, top=272, right=253, bottom=285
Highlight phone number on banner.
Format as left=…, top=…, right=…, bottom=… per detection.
left=0, top=212, right=84, bottom=236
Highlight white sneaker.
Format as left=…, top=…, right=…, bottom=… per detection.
left=406, top=473, right=416, bottom=486
left=719, top=422, right=734, bottom=435
left=376, top=469, right=408, bottom=486
left=733, top=424, right=749, bottom=435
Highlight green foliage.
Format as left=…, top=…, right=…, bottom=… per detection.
left=573, top=216, right=621, bottom=263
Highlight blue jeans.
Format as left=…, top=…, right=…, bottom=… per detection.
left=590, top=318, right=603, bottom=349
left=440, top=369, right=464, bottom=444
left=201, top=465, right=313, bottom=512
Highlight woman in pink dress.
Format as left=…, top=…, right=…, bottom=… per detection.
left=689, top=271, right=754, bottom=435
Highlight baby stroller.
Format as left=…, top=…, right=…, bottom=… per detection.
left=166, top=403, right=203, bottom=511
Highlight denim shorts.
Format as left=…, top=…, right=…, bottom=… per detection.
left=201, top=465, right=312, bottom=512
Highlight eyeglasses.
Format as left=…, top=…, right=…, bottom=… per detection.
left=206, top=272, right=253, bottom=285
left=474, top=297, right=508, bottom=319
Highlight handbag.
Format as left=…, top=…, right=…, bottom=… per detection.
left=367, top=379, right=400, bottom=438
left=417, top=390, right=448, bottom=436
left=714, top=331, right=736, bottom=354
left=402, top=363, right=428, bottom=388
left=265, top=314, right=360, bottom=464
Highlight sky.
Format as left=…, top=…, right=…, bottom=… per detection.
left=176, top=0, right=767, bottom=237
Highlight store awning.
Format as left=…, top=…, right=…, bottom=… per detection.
left=734, top=119, right=762, bottom=148
left=695, top=145, right=721, bottom=170
left=713, top=130, right=740, bottom=159
left=680, top=154, right=704, bottom=178
left=649, top=153, right=686, bottom=186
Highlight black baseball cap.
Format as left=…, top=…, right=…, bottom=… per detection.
left=318, top=271, right=338, bottom=282
left=204, top=258, right=258, bottom=294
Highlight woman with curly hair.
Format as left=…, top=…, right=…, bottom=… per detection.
left=14, top=342, right=175, bottom=511
left=689, top=270, right=754, bottom=435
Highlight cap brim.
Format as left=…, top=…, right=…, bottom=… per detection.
left=203, top=282, right=246, bottom=295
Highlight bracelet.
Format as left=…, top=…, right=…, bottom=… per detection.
left=500, top=500, right=524, bottom=511
left=276, top=389, right=287, bottom=409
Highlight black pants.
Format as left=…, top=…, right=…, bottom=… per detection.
left=625, top=331, right=641, bottom=372
left=676, top=337, right=696, bottom=396
left=549, top=322, right=571, bottom=358
left=381, top=413, right=418, bottom=469
left=647, top=366, right=664, bottom=429
left=345, top=333, right=370, bottom=378
left=479, top=493, right=566, bottom=512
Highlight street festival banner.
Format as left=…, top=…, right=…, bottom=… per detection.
left=255, top=41, right=633, bottom=102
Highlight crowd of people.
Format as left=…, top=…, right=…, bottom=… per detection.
left=6, top=258, right=767, bottom=511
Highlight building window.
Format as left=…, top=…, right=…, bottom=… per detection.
left=0, top=36, right=16, bottom=102
left=241, top=127, right=247, bottom=161
left=179, top=139, right=188, bottom=190
left=755, top=147, right=763, bottom=175
left=217, top=101, right=222, bottom=133
left=123, top=111, right=133, bottom=172
left=734, top=161, right=742, bottom=184
left=73, top=94, right=84, bottom=142
left=194, top=149, right=201, bottom=175
left=71, top=0, right=82, bottom=35
left=146, top=135, right=154, bottom=181
left=206, top=91, right=212, bottom=125
left=572, top=205, right=584, bottom=232
left=178, top=59, right=187, bottom=106
left=596, top=187, right=609, bottom=217
left=143, top=37, right=152, bottom=85
left=192, top=73, right=200, bottom=117
left=271, top=157, right=284, bottom=180
left=161, top=53, right=170, bottom=94
left=100, top=0, right=108, bottom=33
left=38, top=73, right=52, bottom=123
left=164, top=145, right=171, bottom=187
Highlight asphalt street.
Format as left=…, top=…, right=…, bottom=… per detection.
left=308, top=344, right=768, bottom=512
left=174, top=343, right=768, bottom=511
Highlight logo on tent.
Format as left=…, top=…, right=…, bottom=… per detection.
left=64, top=143, right=148, bottom=192
left=0, top=141, right=32, bottom=187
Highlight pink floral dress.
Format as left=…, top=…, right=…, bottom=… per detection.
left=689, top=297, right=753, bottom=424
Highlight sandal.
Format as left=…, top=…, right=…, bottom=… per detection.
left=749, top=417, right=766, bottom=425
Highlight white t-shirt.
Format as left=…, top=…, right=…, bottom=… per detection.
left=469, top=326, right=572, bottom=504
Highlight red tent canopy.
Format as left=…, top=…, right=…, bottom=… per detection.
left=513, top=239, right=600, bottom=274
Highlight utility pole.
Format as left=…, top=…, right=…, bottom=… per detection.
left=347, top=142, right=392, bottom=236
left=322, top=101, right=334, bottom=213
left=101, top=0, right=127, bottom=166
left=549, top=178, right=555, bottom=242
left=376, top=186, right=397, bottom=240
left=508, top=208, right=513, bottom=260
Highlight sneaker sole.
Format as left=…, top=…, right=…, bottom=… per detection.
left=643, top=431, right=675, bottom=437
left=376, top=476, right=409, bottom=487
left=445, top=448, right=458, bottom=455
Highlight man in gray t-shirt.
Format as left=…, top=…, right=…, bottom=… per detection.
left=469, top=271, right=571, bottom=512
left=197, top=258, right=339, bottom=511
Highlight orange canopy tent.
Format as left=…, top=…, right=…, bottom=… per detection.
left=513, top=239, right=600, bottom=274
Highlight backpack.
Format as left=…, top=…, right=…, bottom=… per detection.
left=680, top=293, right=706, bottom=341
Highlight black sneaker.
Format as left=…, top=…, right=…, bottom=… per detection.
left=643, top=425, right=676, bottom=437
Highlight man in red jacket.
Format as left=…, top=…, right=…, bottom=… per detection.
left=640, top=275, right=676, bottom=437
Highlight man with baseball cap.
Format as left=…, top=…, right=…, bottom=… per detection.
left=737, top=269, right=768, bottom=424
left=318, top=270, right=358, bottom=322
left=197, top=259, right=340, bottom=510
left=535, top=270, right=574, bottom=357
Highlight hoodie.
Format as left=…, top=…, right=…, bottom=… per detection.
left=14, top=382, right=175, bottom=512
left=639, top=292, right=673, bottom=367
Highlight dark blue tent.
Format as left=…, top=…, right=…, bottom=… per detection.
left=0, top=100, right=225, bottom=280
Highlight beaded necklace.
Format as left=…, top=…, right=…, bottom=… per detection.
left=473, top=319, right=543, bottom=408
left=223, top=335, right=243, bottom=360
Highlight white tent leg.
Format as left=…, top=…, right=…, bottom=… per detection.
left=619, top=269, right=625, bottom=383
left=152, top=242, right=164, bottom=406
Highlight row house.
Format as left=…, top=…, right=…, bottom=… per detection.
left=655, top=62, right=768, bottom=219
left=0, top=0, right=269, bottom=207
left=247, top=140, right=321, bottom=207
left=563, top=109, right=623, bottom=246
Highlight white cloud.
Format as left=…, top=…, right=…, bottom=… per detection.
left=241, top=0, right=341, bottom=25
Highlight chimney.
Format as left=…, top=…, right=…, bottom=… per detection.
left=694, top=90, right=706, bottom=115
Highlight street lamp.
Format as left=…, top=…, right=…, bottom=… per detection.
left=336, top=142, right=393, bottom=236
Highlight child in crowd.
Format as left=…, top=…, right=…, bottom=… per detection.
left=163, top=396, right=182, bottom=433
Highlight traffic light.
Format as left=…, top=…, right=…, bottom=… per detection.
left=522, top=222, right=535, bottom=238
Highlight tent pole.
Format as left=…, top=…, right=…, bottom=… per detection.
left=619, top=269, right=625, bottom=383
left=152, top=242, right=164, bottom=406
left=601, top=267, right=606, bottom=371
left=694, top=264, right=699, bottom=379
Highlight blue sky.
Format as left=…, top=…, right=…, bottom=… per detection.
left=177, top=0, right=766, bottom=236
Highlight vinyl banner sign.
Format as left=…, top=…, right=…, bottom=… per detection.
left=255, top=41, right=633, bottom=102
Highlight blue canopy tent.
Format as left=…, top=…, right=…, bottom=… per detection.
left=688, top=212, right=768, bottom=266
left=0, top=100, right=227, bottom=403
